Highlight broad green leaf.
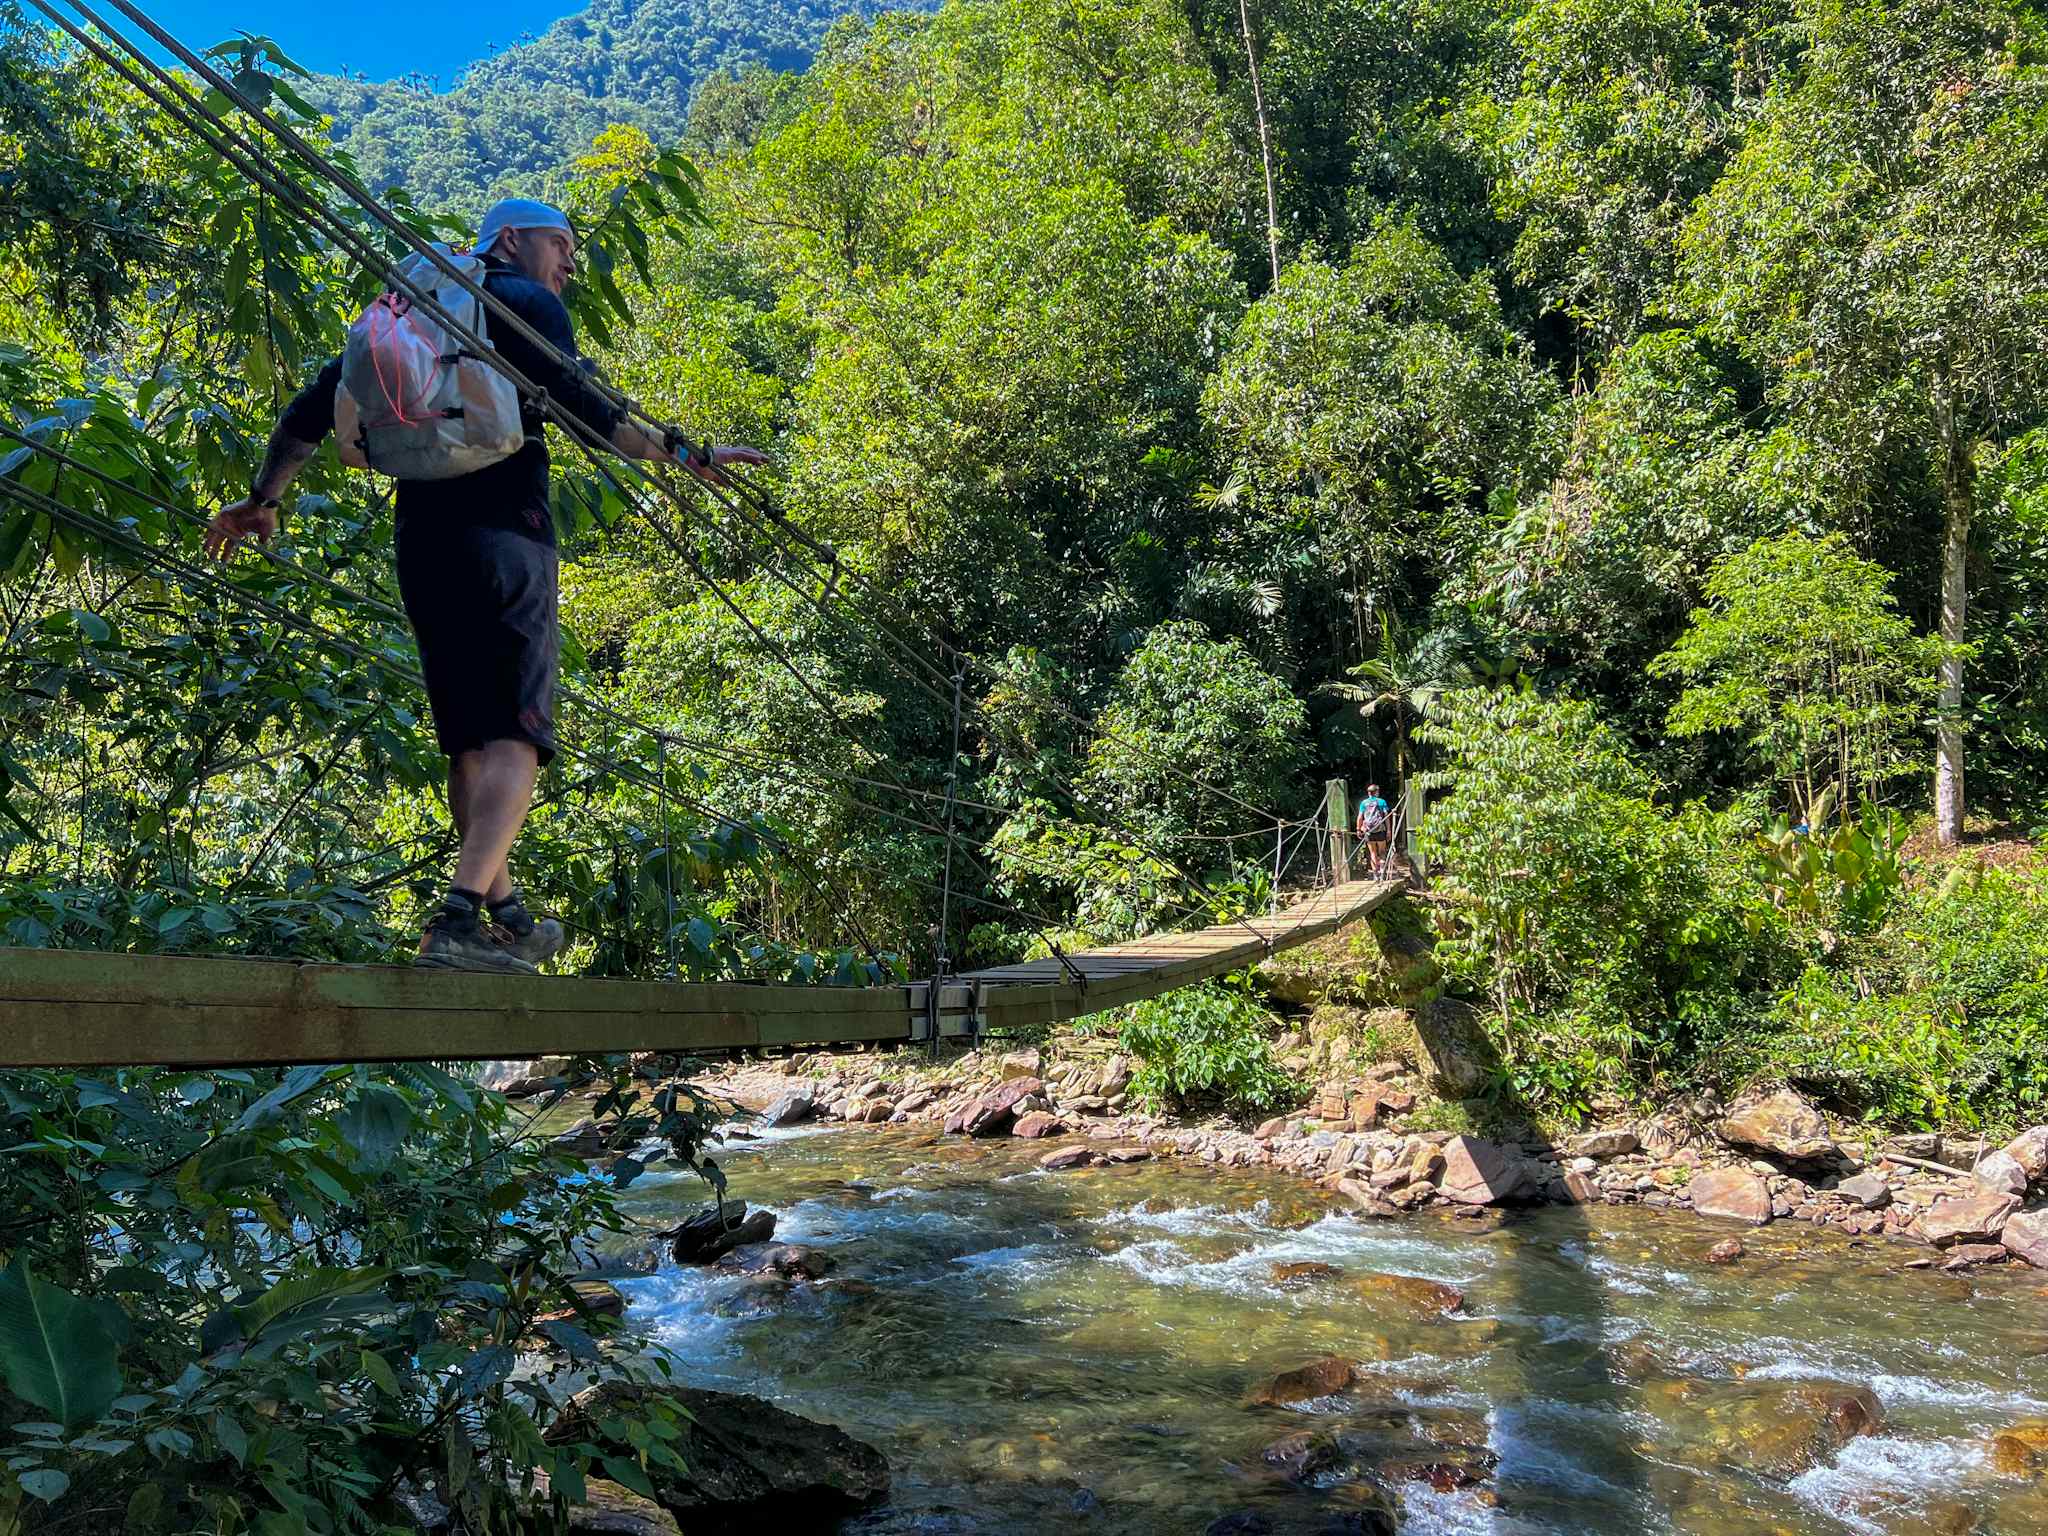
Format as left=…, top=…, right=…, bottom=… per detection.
left=0, top=1258, right=124, bottom=1429
left=18, top=1467, right=67, bottom=1502
left=337, top=1087, right=412, bottom=1165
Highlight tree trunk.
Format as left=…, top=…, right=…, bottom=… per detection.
left=1236, top=0, right=1282, bottom=285
left=1931, top=369, right=1972, bottom=847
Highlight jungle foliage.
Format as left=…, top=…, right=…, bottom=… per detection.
left=6, top=0, right=2048, bottom=1519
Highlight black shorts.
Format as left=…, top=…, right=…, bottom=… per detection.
left=396, top=523, right=559, bottom=766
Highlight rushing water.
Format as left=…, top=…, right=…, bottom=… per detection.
left=595, top=1122, right=2048, bottom=1534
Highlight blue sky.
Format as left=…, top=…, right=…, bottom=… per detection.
left=141, top=0, right=579, bottom=85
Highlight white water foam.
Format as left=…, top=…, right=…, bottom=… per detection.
left=1739, top=1350, right=2048, bottom=1417
left=1789, top=1435, right=1987, bottom=1535
left=1095, top=1203, right=1486, bottom=1301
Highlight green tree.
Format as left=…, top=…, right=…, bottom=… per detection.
left=1679, top=0, right=2048, bottom=844
left=1650, top=531, right=1945, bottom=820
left=1204, top=222, right=1557, bottom=673
left=1461, top=0, right=1747, bottom=357
left=1079, top=620, right=1309, bottom=860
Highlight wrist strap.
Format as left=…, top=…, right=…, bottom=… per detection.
left=249, top=488, right=281, bottom=510
left=661, top=426, right=711, bottom=470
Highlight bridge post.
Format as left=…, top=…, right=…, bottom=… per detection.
left=1403, top=778, right=1427, bottom=881
left=1324, top=779, right=1350, bottom=884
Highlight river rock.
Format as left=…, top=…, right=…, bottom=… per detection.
left=1920, top=1190, right=2019, bottom=1247
left=1677, top=1380, right=1882, bottom=1478
left=1104, top=1146, right=1151, bottom=1163
left=1253, top=1115, right=1294, bottom=1139
left=1271, top=1261, right=1343, bottom=1289
left=1689, top=1168, right=1772, bottom=1226
left=957, top=1077, right=1042, bottom=1137
left=551, top=1119, right=609, bottom=1158
left=1834, top=1171, right=1891, bottom=1210
left=1353, top=1272, right=1463, bottom=1315
left=565, top=1478, right=684, bottom=1536
left=1568, top=1129, right=1639, bottom=1160
left=545, top=1383, right=887, bottom=1527
left=1989, top=1420, right=2048, bottom=1476
left=1012, top=1111, right=1060, bottom=1139
left=998, top=1049, right=1043, bottom=1080
left=1247, top=1355, right=1356, bottom=1406
left=670, top=1203, right=777, bottom=1265
left=1040, top=1145, right=1096, bottom=1170
left=1704, top=1237, right=1745, bottom=1264
left=1437, top=1135, right=1530, bottom=1205
left=1334, top=1177, right=1399, bottom=1219
left=1261, top=1428, right=1341, bottom=1480
left=2004, top=1127, right=2048, bottom=1183
left=1716, top=1089, right=1835, bottom=1165
left=1562, top=1170, right=1600, bottom=1204
left=1976, top=1150, right=2030, bottom=1198
left=1098, top=1056, right=1132, bottom=1096
left=2002, top=1209, right=2048, bottom=1268
left=755, top=1244, right=832, bottom=1281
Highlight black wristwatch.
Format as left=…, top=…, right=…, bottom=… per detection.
left=248, top=488, right=281, bottom=510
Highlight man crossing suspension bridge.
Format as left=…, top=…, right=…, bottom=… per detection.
left=203, top=197, right=768, bottom=975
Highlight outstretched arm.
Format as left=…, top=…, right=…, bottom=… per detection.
left=205, top=357, right=340, bottom=561
left=607, top=419, right=769, bottom=484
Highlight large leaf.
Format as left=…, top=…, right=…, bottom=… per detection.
left=337, top=1087, right=412, bottom=1166
left=201, top=1265, right=394, bottom=1362
left=230, top=1064, right=331, bottom=1131
left=0, top=1256, right=125, bottom=1429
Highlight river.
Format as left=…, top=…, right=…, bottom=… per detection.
left=596, top=1120, right=2048, bottom=1534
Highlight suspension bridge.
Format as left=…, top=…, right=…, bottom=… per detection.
left=0, top=0, right=1419, bottom=1070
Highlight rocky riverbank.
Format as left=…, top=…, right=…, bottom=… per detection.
left=596, top=1047, right=2048, bottom=1277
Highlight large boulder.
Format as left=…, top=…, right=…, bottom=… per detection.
left=1919, top=1190, right=2019, bottom=1247
left=1690, top=1168, right=1773, bottom=1226
left=760, top=1090, right=815, bottom=1128
left=1568, top=1129, right=1639, bottom=1160
left=545, top=1383, right=887, bottom=1529
left=1977, top=1150, right=2031, bottom=1199
left=669, top=1203, right=777, bottom=1265
left=1716, top=1089, right=1835, bottom=1165
left=2002, top=1209, right=2048, bottom=1268
left=1436, top=1136, right=1532, bottom=1206
left=2003, top=1127, right=2048, bottom=1183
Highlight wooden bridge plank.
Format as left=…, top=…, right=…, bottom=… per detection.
left=0, top=880, right=1400, bottom=1068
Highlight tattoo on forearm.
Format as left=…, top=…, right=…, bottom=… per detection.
left=254, top=423, right=319, bottom=499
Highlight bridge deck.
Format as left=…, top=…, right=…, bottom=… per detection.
left=0, top=880, right=1400, bottom=1068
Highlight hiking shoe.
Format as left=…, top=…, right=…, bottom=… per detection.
left=492, top=915, right=565, bottom=969
left=415, top=912, right=538, bottom=974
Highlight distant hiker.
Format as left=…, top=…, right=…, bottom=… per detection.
left=205, top=197, right=766, bottom=974
left=1356, top=784, right=1391, bottom=876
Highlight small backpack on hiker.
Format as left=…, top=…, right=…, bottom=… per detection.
left=333, top=245, right=525, bottom=481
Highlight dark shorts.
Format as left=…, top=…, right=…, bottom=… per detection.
left=396, top=523, right=559, bottom=766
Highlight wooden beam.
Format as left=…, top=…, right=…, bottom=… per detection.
left=0, top=881, right=1400, bottom=1068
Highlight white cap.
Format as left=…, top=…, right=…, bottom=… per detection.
left=473, top=198, right=573, bottom=256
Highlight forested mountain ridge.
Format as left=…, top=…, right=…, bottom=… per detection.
left=303, top=0, right=907, bottom=208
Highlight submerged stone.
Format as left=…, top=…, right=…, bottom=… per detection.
left=1248, top=1356, right=1357, bottom=1407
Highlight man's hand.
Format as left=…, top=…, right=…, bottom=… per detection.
left=203, top=497, right=279, bottom=561
left=685, top=443, right=770, bottom=487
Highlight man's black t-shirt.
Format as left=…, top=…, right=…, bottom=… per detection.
left=278, top=255, right=623, bottom=548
